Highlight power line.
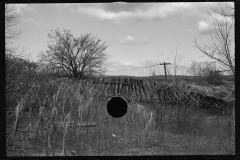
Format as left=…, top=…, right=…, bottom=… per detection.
left=107, top=62, right=211, bottom=73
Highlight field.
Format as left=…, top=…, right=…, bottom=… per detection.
left=6, top=77, right=235, bottom=156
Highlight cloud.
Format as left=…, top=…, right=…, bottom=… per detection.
left=119, top=36, right=136, bottom=45
left=118, top=36, right=148, bottom=45
left=100, top=2, right=152, bottom=13
left=198, top=21, right=208, bottom=31
left=15, top=4, right=34, bottom=15
left=121, top=61, right=134, bottom=67
left=75, top=3, right=194, bottom=23
left=21, top=18, right=50, bottom=28
left=197, top=12, right=234, bottom=35
left=198, top=21, right=210, bottom=35
left=74, top=2, right=234, bottom=25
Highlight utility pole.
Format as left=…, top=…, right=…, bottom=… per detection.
left=160, top=62, right=171, bottom=80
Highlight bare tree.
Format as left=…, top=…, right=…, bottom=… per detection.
left=188, top=60, right=229, bottom=86
left=5, top=4, right=32, bottom=94
left=142, top=60, right=158, bottom=79
left=188, top=60, right=199, bottom=83
left=5, top=4, right=22, bottom=57
left=38, top=29, right=109, bottom=79
left=210, top=2, right=234, bottom=20
left=194, top=3, right=235, bottom=83
left=198, top=61, right=223, bottom=85
left=172, top=46, right=180, bottom=83
left=164, top=48, right=182, bottom=83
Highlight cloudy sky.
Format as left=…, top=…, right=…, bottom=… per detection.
left=12, top=2, right=234, bottom=76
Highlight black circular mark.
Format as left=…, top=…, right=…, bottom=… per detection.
left=107, top=96, right=128, bottom=118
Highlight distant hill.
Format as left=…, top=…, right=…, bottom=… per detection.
left=103, top=75, right=194, bottom=80
left=98, top=74, right=234, bottom=82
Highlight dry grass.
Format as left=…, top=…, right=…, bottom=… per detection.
left=6, top=75, right=235, bottom=156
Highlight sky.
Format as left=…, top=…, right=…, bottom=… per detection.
left=11, top=2, right=234, bottom=77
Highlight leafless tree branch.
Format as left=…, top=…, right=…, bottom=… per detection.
left=194, top=3, right=235, bottom=87
left=5, top=4, right=22, bottom=57
left=38, top=29, right=108, bottom=79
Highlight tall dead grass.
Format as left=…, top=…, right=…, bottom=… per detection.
left=6, top=70, right=235, bottom=155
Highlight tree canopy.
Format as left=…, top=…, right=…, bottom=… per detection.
left=38, top=29, right=108, bottom=79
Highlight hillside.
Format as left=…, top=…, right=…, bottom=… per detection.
left=99, top=74, right=234, bottom=82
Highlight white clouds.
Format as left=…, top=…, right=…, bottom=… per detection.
left=198, top=21, right=208, bottom=31
left=121, top=61, right=134, bottom=67
left=76, top=7, right=132, bottom=23
left=118, top=36, right=149, bottom=45
left=100, top=2, right=153, bottom=13
left=198, top=21, right=209, bottom=35
left=75, top=3, right=195, bottom=23
left=119, top=36, right=136, bottom=45
left=146, top=3, right=193, bottom=18
left=21, top=18, right=50, bottom=28
left=197, top=12, right=234, bottom=35
left=15, top=4, right=34, bottom=15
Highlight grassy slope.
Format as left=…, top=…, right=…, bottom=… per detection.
left=6, top=77, right=235, bottom=156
